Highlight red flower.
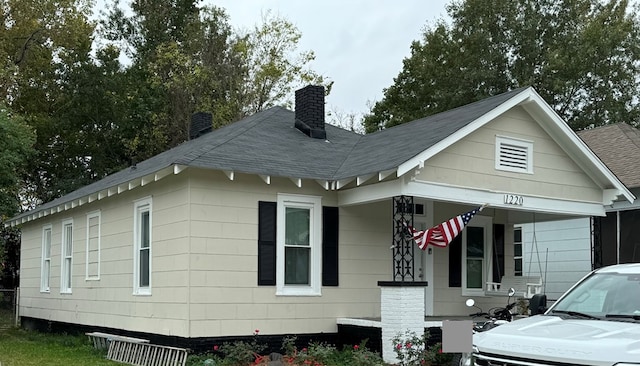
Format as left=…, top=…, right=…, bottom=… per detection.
left=353, top=345, right=359, bottom=350
left=213, top=345, right=219, bottom=351
left=302, top=347, right=307, bottom=352
left=396, top=344, right=402, bottom=350
left=254, top=329, right=260, bottom=334
left=438, top=348, right=443, bottom=354
left=405, top=342, right=412, bottom=348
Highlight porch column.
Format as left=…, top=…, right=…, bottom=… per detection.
left=378, top=281, right=428, bottom=364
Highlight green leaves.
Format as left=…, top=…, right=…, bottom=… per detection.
left=364, top=0, right=640, bottom=132
left=0, top=105, right=34, bottom=218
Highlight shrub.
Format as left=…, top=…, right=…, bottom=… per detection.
left=391, top=330, right=453, bottom=366
left=187, top=335, right=385, bottom=366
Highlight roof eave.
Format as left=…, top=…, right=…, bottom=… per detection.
left=5, top=164, right=188, bottom=227
left=520, top=89, right=635, bottom=205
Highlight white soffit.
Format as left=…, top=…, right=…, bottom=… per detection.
left=7, top=164, right=187, bottom=227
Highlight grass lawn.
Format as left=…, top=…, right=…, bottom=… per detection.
left=0, top=327, right=119, bottom=366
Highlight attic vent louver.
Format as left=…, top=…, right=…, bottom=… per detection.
left=495, top=136, right=533, bottom=174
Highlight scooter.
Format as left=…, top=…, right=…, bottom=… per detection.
left=467, top=287, right=516, bottom=331
left=452, top=288, right=517, bottom=366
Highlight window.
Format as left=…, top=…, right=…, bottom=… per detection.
left=276, top=194, right=322, bottom=296
left=462, top=216, right=493, bottom=295
left=41, top=225, right=52, bottom=292
left=60, top=219, right=73, bottom=293
left=495, top=136, right=533, bottom=174
left=86, top=211, right=101, bottom=280
left=133, top=197, right=152, bottom=295
left=514, top=226, right=523, bottom=276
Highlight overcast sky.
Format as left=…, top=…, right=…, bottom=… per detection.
left=93, top=1, right=451, bottom=116
left=209, top=1, right=450, bottom=115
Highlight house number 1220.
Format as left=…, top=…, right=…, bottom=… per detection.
left=504, top=194, right=524, bottom=205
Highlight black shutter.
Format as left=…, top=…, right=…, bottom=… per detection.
left=619, top=209, right=640, bottom=263
left=258, top=201, right=276, bottom=285
left=448, top=235, right=462, bottom=287
left=492, top=224, right=505, bottom=283
left=322, top=206, right=339, bottom=286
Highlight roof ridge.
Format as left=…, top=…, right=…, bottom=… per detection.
left=177, top=107, right=283, bottom=165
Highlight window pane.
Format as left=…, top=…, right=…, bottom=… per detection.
left=65, top=225, right=73, bottom=255
left=467, top=258, right=483, bottom=288
left=514, top=243, right=522, bottom=257
left=45, top=230, right=51, bottom=258
left=285, top=207, right=309, bottom=246
left=64, top=258, right=72, bottom=289
left=141, top=211, right=150, bottom=249
left=467, top=227, right=484, bottom=258
left=514, top=228, right=522, bottom=243
left=140, top=248, right=149, bottom=287
left=43, top=261, right=50, bottom=288
left=515, top=258, right=522, bottom=272
left=285, top=247, right=310, bottom=284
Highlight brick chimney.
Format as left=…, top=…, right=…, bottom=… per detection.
left=295, top=85, right=326, bottom=139
left=189, top=112, right=212, bottom=140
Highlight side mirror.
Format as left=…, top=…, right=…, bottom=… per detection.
left=529, top=294, right=547, bottom=315
left=508, top=287, right=516, bottom=297
left=465, top=299, right=475, bottom=307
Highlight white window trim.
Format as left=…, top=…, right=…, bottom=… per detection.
left=60, top=219, right=74, bottom=294
left=133, top=197, right=152, bottom=296
left=495, top=135, right=534, bottom=174
left=86, top=211, right=101, bottom=281
left=461, top=215, right=493, bottom=297
left=41, top=224, right=52, bottom=293
left=276, top=193, right=322, bottom=296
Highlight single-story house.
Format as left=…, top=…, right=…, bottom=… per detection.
left=7, top=85, right=633, bottom=361
left=519, top=122, right=640, bottom=300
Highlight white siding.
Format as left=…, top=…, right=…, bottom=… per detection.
left=187, top=170, right=390, bottom=337
left=519, top=218, right=592, bottom=300
left=19, top=168, right=395, bottom=338
left=19, top=173, right=191, bottom=337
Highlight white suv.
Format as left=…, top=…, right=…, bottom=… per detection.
left=470, top=263, right=640, bottom=365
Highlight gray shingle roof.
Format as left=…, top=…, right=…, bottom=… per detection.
left=578, top=123, right=640, bottom=188
left=10, top=87, right=530, bottom=223
left=335, top=87, right=528, bottom=178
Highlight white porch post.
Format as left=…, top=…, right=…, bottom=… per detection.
left=378, top=281, right=427, bottom=364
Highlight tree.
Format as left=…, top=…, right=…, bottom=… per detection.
left=0, top=105, right=34, bottom=217
left=102, top=1, right=330, bottom=160
left=0, top=105, right=34, bottom=289
left=363, top=0, right=640, bottom=133
left=238, top=11, right=331, bottom=115
left=1, top=0, right=106, bottom=203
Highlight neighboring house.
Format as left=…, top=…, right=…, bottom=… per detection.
left=7, top=86, right=633, bottom=360
left=520, top=123, right=640, bottom=300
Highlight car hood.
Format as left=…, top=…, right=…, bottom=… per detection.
left=474, top=315, right=640, bottom=364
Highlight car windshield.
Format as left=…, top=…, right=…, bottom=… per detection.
left=551, top=272, right=640, bottom=319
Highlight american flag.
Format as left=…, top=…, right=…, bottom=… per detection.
left=404, top=206, right=484, bottom=250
